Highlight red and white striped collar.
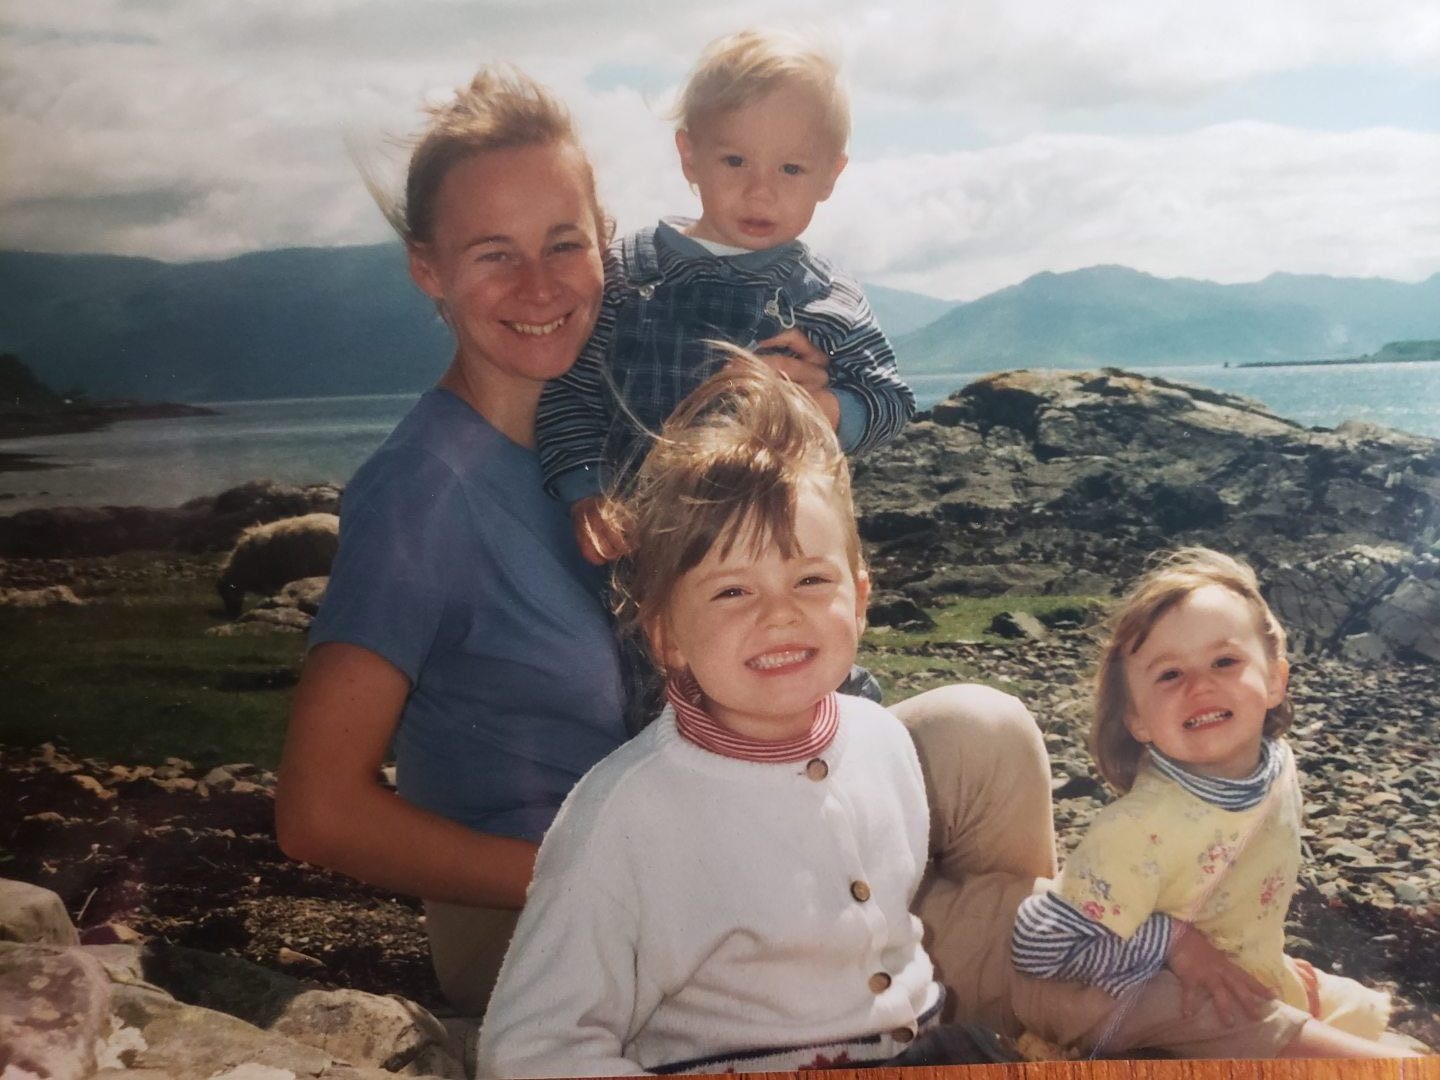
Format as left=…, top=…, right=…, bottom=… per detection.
left=667, top=670, right=838, bottom=764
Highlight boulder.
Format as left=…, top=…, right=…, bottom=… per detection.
left=1370, top=570, right=1440, bottom=662
left=0, top=584, right=86, bottom=607
left=0, top=882, right=463, bottom=1080
left=0, top=942, right=112, bottom=1080
left=1265, top=546, right=1410, bottom=653
left=0, top=876, right=81, bottom=945
left=854, top=369, right=1440, bottom=662
left=989, top=611, right=1049, bottom=642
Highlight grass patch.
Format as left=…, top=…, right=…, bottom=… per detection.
left=858, top=593, right=1105, bottom=702
left=1, top=558, right=1106, bottom=767
left=0, top=561, right=305, bottom=769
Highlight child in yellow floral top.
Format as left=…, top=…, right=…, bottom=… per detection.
left=1012, top=548, right=1413, bottom=1058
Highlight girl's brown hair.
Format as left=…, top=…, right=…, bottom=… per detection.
left=1091, top=547, right=1293, bottom=792
left=611, top=350, right=861, bottom=674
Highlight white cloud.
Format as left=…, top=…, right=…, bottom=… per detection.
left=0, top=0, right=1437, bottom=298
left=816, top=124, right=1440, bottom=298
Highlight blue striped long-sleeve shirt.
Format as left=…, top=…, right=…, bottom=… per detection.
left=536, top=219, right=915, bottom=505
left=1011, top=740, right=1286, bottom=995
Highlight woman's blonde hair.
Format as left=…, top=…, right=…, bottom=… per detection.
left=371, top=65, right=607, bottom=246
left=611, top=350, right=861, bottom=674
left=672, top=28, right=850, bottom=152
left=1091, top=547, right=1293, bottom=792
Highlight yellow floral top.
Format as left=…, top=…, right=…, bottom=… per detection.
left=1055, top=742, right=1306, bottom=1008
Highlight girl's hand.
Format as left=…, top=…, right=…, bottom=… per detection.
left=571, top=495, right=630, bottom=566
left=747, top=329, right=841, bottom=430
left=1166, top=922, right=1275, bottom=1025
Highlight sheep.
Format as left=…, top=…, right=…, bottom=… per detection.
left=217, top=513, right=340, bottom=617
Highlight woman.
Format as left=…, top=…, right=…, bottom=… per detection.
left=275, top=67, right=628, bottom=1015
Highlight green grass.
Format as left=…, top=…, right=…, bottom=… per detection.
left=859, top=593, right=1105, bottom=702
left=0, top=556, right=305, bottom=769
left=0, top=556, right=1106, bottom=767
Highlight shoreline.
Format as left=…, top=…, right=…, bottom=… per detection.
left=0, top=400, right=218, bottom=444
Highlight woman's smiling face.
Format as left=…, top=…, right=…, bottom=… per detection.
left=1122, top=584, right=1289, bottom=779
left=407, top=141, right=604, bottom=399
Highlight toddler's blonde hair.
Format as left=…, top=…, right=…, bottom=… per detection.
left=1091, top=547, right=1293, bottom=792
left=672, top=28, right=850, bottom=152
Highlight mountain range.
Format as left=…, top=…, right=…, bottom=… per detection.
left=2, top=245, right=1437, bottom=402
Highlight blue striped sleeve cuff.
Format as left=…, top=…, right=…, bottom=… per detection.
left=1012, top=891, right=1173, bottom=996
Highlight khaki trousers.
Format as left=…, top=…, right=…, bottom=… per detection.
left=424, top=899, right=520, bottom=1019
left=891, top=683, right=1305, bottom=1057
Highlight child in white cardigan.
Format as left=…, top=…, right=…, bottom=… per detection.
left=477, top=357, right=999, bottom=1077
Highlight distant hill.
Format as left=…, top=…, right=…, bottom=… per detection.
left=893, top=265, right=1440, bottom=374
left=0, top=246, right=454, bottom=401
left=2, top=248, right=1437, bottom=400
left=862, top=283, right=958, bottom=337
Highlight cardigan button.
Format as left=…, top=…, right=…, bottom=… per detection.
left=868, top=972, right=892, bottom=994
left=850, top=880, right=871, bottom=903
left=891, top=1026, right=915, bottom=1044
left=805, top=758, right=829, bottom=781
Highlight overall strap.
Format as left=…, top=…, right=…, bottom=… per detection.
left=620, top=226, right=664, bottom=295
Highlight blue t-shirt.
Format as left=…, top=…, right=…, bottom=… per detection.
left=309, top=388, right=628, bottom=843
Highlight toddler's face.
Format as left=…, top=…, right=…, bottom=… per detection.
left=1122, top=585, right=1289, bottom=779
left=677, top=83, right=846, bottom=252
left=651, top=484, right=868, bottom=741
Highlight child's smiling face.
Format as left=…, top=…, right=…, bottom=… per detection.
left=677, top=82, right=847, bottom=252
left=1122, top=584, right=1290, bottom=779
left=650, top=482, right=868, bottom=741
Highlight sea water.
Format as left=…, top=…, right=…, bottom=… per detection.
left=2, top=362, right=1437, bottom=512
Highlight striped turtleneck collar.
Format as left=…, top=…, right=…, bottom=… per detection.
left=1147, top=737, right=1284, bottom=810
left=667, top=670, right=838, bottom=764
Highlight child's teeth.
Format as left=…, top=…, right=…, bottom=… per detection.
left=748, top=649, right=810, bottom=671
left=1184, top=710, right=1229, bottom=729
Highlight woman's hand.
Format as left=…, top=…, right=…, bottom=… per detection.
left=570, top=495, right=630, bottom=566
left=751, top=328, right=841, bottom=430
left=276, top=642, right=538, bottom=909
left=1166, top=922, right=1275, bottom=1024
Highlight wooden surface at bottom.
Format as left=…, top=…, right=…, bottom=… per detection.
left=709, top=1058, right=1438, bottom=1080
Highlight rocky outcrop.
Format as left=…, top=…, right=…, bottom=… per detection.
left=0, top=480, right=342, bottom=558
left=854, top=368, right=1440, bottom=659
left=0, top=883, right=465, bottom=1080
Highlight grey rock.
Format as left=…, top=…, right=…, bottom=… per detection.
left=1369, top=573, right=1440, bottom=662
left=1265, top=546, right=1410, bottom=653
left=0, top=877, right=80, bottom=945
left=988, top=610, right=1049, bottom=641
left=1340, top=633, right=1391, bottom=665
left=866, top=591, right=935, bottom=630
left=0, top=583, right=86, bottom=607
left=0, top=942, right=113, bottom=1080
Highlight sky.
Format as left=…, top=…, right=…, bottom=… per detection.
left=1, top=0, right=1438, bottom=300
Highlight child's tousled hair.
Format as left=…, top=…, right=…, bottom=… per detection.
left=367, top=65, right=609, bottom=248
left=671, top=28, right=850, bottom=152
left=611, top=349, right=861, bottom=675
left=1091, top=547, right=1294, bottom=792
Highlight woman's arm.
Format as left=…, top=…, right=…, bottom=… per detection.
left=275, top=641, right=538, bottom=909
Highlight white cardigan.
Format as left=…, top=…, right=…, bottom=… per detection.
left=477, top=695, right=940, bottom=1077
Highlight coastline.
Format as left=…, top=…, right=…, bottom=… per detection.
left=0, top=400, right=218, bottom=449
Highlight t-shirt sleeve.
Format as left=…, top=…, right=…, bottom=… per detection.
left=1053, top=808, right=1165, bottom=941
left=308, top=448, right=471, bottom=684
